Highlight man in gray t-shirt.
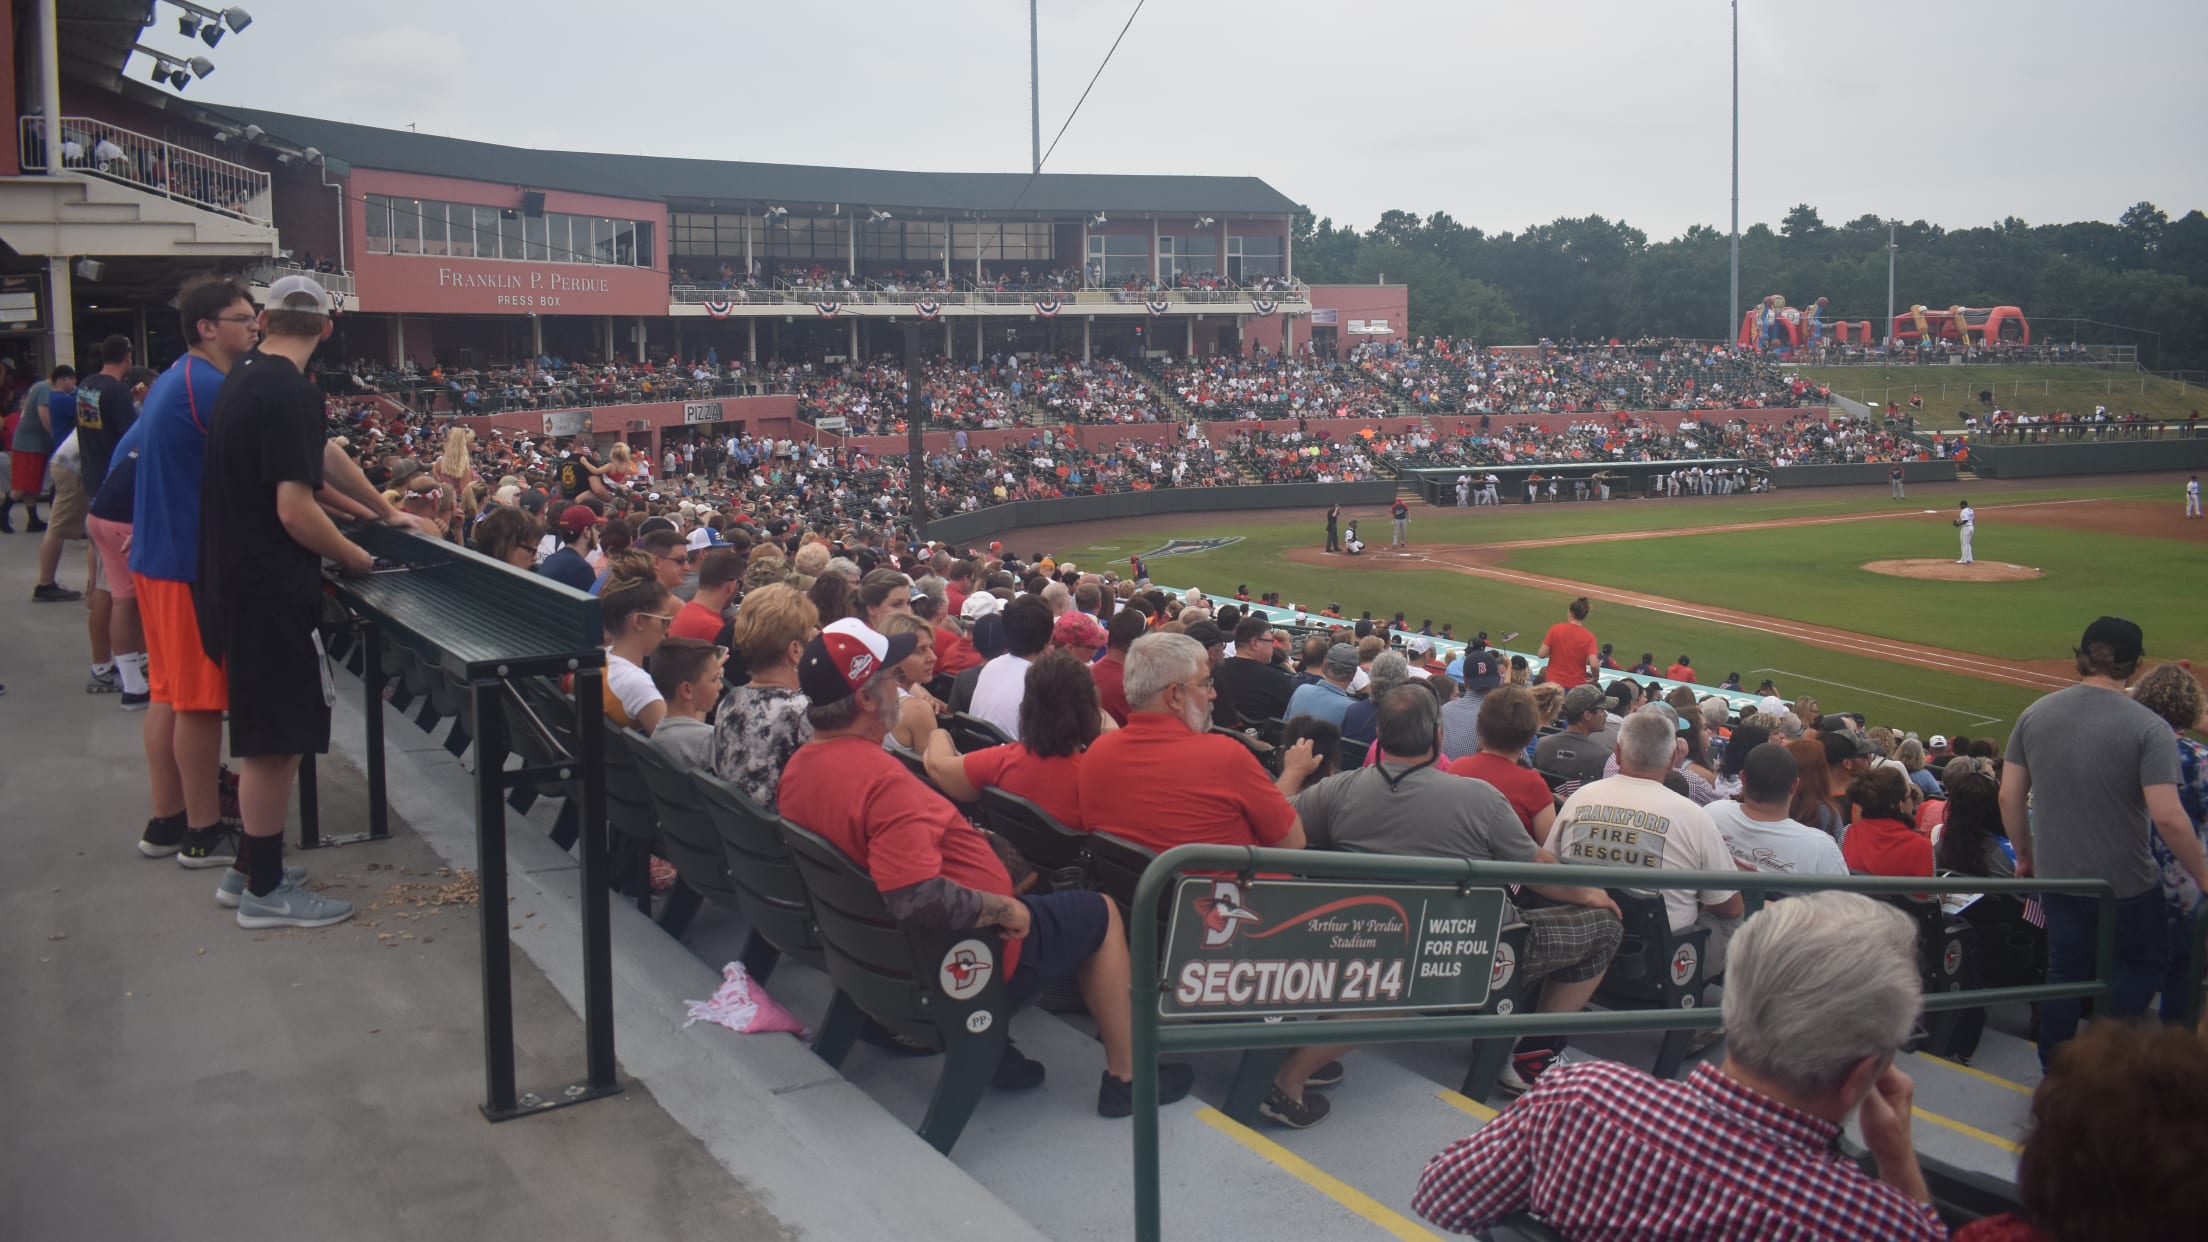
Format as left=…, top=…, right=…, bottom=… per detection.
left=1255, top=685, right=1622, bottom=1127
left=2001, top=616, right=2208, bottom=1066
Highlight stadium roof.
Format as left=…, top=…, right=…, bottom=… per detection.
left=205, top=107, right=1300, bottom=218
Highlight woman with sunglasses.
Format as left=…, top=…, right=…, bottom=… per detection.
left=600, top=558, right=673, bottom=735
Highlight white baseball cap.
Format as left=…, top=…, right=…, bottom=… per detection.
left=266, top=273, right=334, bottom=316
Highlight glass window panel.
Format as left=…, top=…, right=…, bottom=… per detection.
left=364, top=194, right=389, bottom=254
left=614, top=220, right=634, bottom=266
left=633, top=221, right=653, bottom=268
left=524, top=213, right=547, bottom=262
left=419, top=201, right=447, bottom=256
left=475, top=206, right=501, bottom=259
left=501, top=211, right=524, bottom=260
left=393, top=198, right=421, bottom=254
left=592, top=218, right=612, bottom=264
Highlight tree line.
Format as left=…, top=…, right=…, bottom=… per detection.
left=1290, top=201, right=2208, bottom=370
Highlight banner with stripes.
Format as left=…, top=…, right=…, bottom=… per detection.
left=703, top=300, right=736, bottom=319
left=1146, top=298, right=1173, bottom=316
left=816, top=301, right=843, bottom=319
left=914, top=298, right=942, bottom=321
left=1251, top=298, right=1280, bottom=317
left=1032, top=297, right=1063, bottom=319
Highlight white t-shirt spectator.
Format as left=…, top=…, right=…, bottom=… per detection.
left=968, top=653, right=1033, bottom=739
left=1551, top=774, right=1737, bottom=932
left=605, top=651, right=662, bottom=727
left=1706, top=801, right=1847, bottom=876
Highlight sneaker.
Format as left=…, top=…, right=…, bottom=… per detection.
left=176, top=825, right=240, bottom=870
left=217, top=766, right=242, bottom=826
left=138, top=817, right=187, bottom=858
left=1498, top=1046, right=1564, bottom=1096
left=1303, top=1060, right=1345, bottom=1089
left=120, top=691, right=151, bottom=712
left=1258, top=1085, right=1332, bottom=1129
left=85, top=666, right=119, bottom=694
left=235, top=878, right=354, bottom=929
left=1098, top=1063, right=1196, bottom=1118
left=649, top=855, right=677, bottom=893
left=215, top=865, right=309, bottom=909
left=33, top=582, right=81, bottom=603
left=26, top=516, right=48, bottom=532
left=992, top=1040, right=1046, bottom=1091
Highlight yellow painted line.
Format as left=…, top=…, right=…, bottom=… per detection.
left=1912, top=1106, right=2023, bottom=1154
left=1918, top=1055, right=2035, bottom=1096
left=1435, top=1089, right=1499, bottom=1122
left=1195, top=1107, right=1440, bottom=1241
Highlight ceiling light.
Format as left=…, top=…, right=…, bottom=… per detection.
left=242, top=124, right=264, bottom=141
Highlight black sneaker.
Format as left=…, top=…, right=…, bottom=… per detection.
left=1304, top=1060, right=1345, bottom=1089
left=26, top=516, right=48, bottom=532
left=1258, top=1085, right=1331, bottom=1129
left=1498, top=1046, right=1563, bottom=1096
left=138, top=816, right=188, bottom=858
left=856, top=1019, right=939, bottom=1057
left=120, top=691, right=151, bottom=712
left=992, top=1040, right=1045, bottom=1091
left=177, top=825, right=240, bottom=870
left=33, top=582, right=82, bottom=603
left=1097, top=1063, right=1196, bottom=1118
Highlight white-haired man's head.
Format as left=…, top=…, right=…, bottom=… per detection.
left=1722, top=891, right=1920, bottom=1108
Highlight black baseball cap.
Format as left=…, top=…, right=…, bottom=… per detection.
left=2078, top=616, right=2144, bottom=665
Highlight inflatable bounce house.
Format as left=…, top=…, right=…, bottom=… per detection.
left=1888, top=304, right=2031, bottom=346
left=1734, top=295, right=1876, bottom=351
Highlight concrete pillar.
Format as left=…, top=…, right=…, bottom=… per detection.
left=1083, top=316, right=1091, bottom=363
left=529, top=313, right=543, bottom=357
left=636, top=317, right=647, bottom=363
left=747, top=317, right=757, bottom=363
left=131, top=303, right=147, bottom=370
left=1283, top=312, right=1294, bottom=356
left=1186, top=315, right=1195, bottom=356
left=45, top=256, right=73, bottom=376
left=975, top=316, right=983, bottom=360
left=390, top=313, right=404, bottom=368
left=848, top=317, right=858, bottom=359
left=744, top=214, right=753, bottom=278
left=944, top=319, right=953, bottom=360
left=602, top=315, right=615, bottom=363
left=1152, top=216, right=1161, bottom=286
left=35, top=0, right=61, bottom=175
left=848, top=214, right=856, bottom=278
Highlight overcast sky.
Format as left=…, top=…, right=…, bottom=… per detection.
left=140, top=0, right=2207, bottom=239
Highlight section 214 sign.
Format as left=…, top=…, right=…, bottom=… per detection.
left=1161, top=877, right=1508, bottom=1019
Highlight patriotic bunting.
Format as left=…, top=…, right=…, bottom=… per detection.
left=914, top=298, right=942, bottom=320
left=815, top=301, right=843, bottom=319
left=1032, top=297, right=1063, bottom=319
left=1145, top=298, right=1173, bottom=316
left=703, top=300, right=736, bottom=319
left=1251, top=298, right=1280, bottom=317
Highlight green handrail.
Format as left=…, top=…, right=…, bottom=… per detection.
left=1128, top=844, right=2117, bottom=1242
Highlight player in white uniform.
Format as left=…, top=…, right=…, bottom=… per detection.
left=2187, top=475, right=2201, bottom=518
left=1953, top=499, right=1975, bottom=564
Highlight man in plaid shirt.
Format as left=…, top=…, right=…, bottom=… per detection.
left=1413, top=892, right=1946, bottom=1240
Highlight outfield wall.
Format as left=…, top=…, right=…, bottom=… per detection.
left=923, top=481, right=1398, bottom=545
left=1767, top=461, right=1959, bottom=488
left=1968, top=437, right=2208, bottom=478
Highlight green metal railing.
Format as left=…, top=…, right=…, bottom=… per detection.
left=1128, top=845, right=2117, bottom=1242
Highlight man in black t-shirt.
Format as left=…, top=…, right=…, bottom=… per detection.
left=72, top=335, right=138, bottom=693
left=1391, top=498, right=1410, bottom=548
left=556, top=439, right=610, bottom=503
left=196, top=275, right=397, bottom=930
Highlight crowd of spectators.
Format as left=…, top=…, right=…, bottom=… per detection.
left=1388, top=411, right=1930, bottom=471
left=1352, top=338, right=1822, bottom=416
left=1155, top=352, right=1403, bottom=421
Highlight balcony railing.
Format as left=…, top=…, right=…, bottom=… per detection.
left=17, top=116, right=273, bottom=226
left=667, top=284, right=1308, bottom=308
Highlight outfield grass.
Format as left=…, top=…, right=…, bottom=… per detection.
left=1795, top=365, right=2205, bottom=427
left=1049, top=479, right=2186, bottom=738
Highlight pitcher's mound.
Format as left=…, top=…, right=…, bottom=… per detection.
left=1862, top=559, right=2043, bottom=582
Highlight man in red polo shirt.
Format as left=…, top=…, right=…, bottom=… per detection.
left=1078, top=632, right=1305, bottom=852
left=669, top=547, right=740, bottom=640
left=776, top=618, right=1195, bottom=1117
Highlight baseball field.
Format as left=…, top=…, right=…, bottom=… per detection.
left=1000, top=471, right=2208, bottom=739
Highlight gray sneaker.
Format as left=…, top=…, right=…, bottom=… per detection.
left=235, top=879, right=354, bottom=929
left=85, top=666, right=120, bottom=694
left=215, top=865, right=308, bottom=909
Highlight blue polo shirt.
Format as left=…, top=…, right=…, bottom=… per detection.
left=128, top=355, right=229, bottom=582
left=1285, top=678, right=1354, bottom=729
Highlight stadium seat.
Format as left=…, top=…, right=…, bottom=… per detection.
left=885, top=738, right=933, bottom=787
left=1456, top=920, right=1538, bottom=1100
left=945, top=712, right=1015, bottom=754
left=498, top=677, right=581, bottom=844
left=1209, top=724, right=1282, bottom=775
left=976, top=786, right=1088, bottom=882
left=693, top=771, right=829, bottom=985
left=779, top=818, right=1011, bottom=1156
left=1592, top=890, right=1716, bottom=1079
left=628, top=741, right=738, bottom=940
left=602, top=729, right=667, bottom=914
left=1872, top=893, right=1981, bottom=1060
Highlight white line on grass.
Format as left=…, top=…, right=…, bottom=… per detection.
left=1753, top=669, right=2004, bottom=726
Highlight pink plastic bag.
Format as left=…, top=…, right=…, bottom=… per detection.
left=683, top=962, right=809, bottom=1037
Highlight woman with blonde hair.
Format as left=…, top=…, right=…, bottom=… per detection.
left=2132, top=662, right=2208, bottom=1023
left=877, top=612, right=941, bottom=750
left=712, top=584, right=820, bottom=811
left=431, top=425, right=478, bottom=497
left=592, top=441, right=637, bottom=486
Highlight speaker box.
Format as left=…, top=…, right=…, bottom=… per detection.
left=520, top=191, right=546, bottom=217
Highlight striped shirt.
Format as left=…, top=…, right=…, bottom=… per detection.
left=1414, top=1061, right=1945, bottom=1240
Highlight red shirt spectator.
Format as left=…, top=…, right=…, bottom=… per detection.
left=780, top=734, right=1023, bottom=974
left=963, top=743, right=1086, bottom=831
left=1078, top=718, right=1296, bottom=852
left=669, top=598, right=724, bottom=642
left=1539, top=606, right=1598, bottom=690
left=1448, top=752, right=1554, bottom=841
left=1842, top=813, right=1933, bottom=879
left=932, top=625, right=982, bottom=677
left=1666, top=661, right=1698, bottom=682
left=1091, top=652, right=1131, bottom=726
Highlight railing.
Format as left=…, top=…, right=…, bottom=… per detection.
left=17, top=116, right=273, bottom=226
left=668, top=285, right=1308, bottom=309
left=1127, top=845, right=2117, bottom=1242
left=243, top=260, right=356, bottom=297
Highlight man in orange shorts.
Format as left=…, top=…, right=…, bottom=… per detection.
left=128, top=276, right=257, bottom=881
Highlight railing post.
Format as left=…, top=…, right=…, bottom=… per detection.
left=1130, top=847, right=1166, bottom=1242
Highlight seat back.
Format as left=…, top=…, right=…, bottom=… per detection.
left=945, top=712, right=1014, bottom=754
left=886, top=740, right=932, bottom=786
left=629, top=740, right=741, bottom=908
left=1951, top=891, right=2046, bottom=991
left=778, top=817, right=1008, bottom=1050
left=1596, top=889, right=1711, bottom=1008
left=1210, top=725, right=1282, bottom=776
left=1875, top=892, right=1978, bottom=994
left=601, top=728, right=664, bottom=846
left=497, top=678, right=577, bottom=798
left=977, top=786, right=1087, bottom=872
left=693, top=772, right=826, bottom=971
left=1338, top=734, right=1368, bottom=772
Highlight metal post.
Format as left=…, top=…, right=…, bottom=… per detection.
left=1030, top=0, right=1042, bottom=174
left=472, top=681, right=518, bottom=1118
left=1130, top=844, right=1163, bottom=1242
left=1886, top=220, right=1898, bottom=350
left=35, top=0, right=61, bottom=176
left=905, top=324, right=930, bottom=541
left=362, top=622, right=387, bottom=840
left=1727, top=0, right=1739, bottom=345
left=575, top=667, right=618, bottom=1093
left=46, top=256, right=73, bottom=379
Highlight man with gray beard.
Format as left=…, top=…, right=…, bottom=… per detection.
left=1077, top=632, right=1307, bottom=855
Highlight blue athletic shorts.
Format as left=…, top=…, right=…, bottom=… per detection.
left=1008, top=890, right=1112, bottom=999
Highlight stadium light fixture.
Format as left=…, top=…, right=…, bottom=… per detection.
left=178, top=12, right=202, bottom=38
left=168, top=69, right=191, bottom=90
left=163, top=3, right=253, bottom=38
left=242, top=124, right=265, bottom=141
left=189, top=56, right=215, bottom=78
left=869, top=209, right=892, bottom=222
left=1091, top=212, right=1107, bottom=226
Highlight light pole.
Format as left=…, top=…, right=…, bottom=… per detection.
left=1728, top=0, right=1739, bottom=347
left=1885, top=219, right=1898, bottom=352
left=1030, top=0, right=1042, bottom=174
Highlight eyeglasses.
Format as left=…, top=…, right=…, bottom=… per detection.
left=643, top=613, right=675, bottom=627
left=214, top=314, right=259, bottom=325
left=1178, top=676, right=1215, bottom=694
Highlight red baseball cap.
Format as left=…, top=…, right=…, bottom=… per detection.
left=557, top=504, right=604, bottom=534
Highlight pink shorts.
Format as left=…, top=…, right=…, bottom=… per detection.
left=87, top=514, right=135, bottom=599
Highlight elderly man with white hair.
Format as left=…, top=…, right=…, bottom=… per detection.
left=1415, top=892, right=1944, bottom=1238
left=1077, top=633, right=1305, bottom=856
left=1553, top=710, right=1743, bottom=969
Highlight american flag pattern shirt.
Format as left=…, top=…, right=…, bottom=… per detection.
left=1413, top=1061, right=1947, bottom=1240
